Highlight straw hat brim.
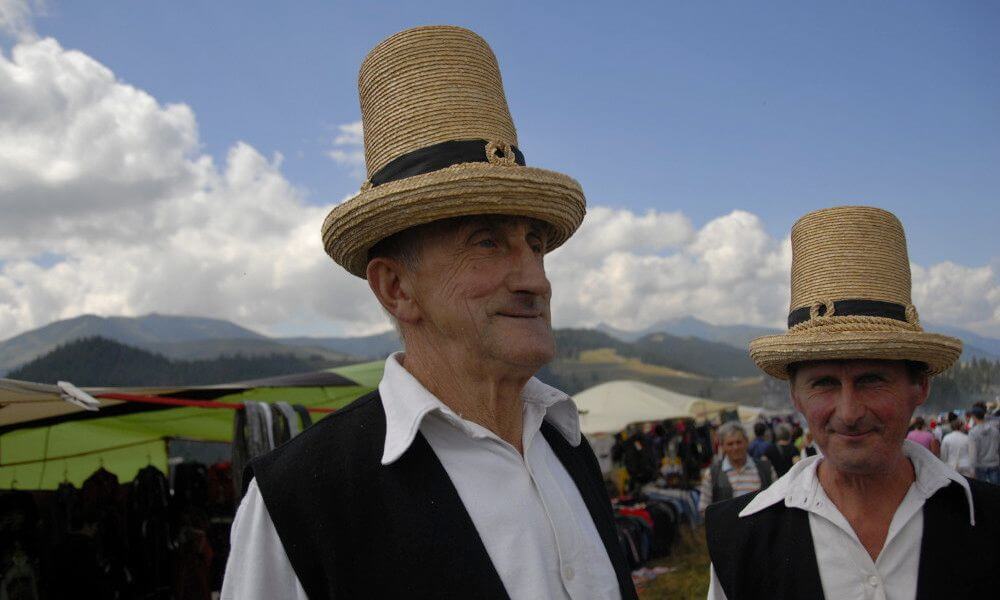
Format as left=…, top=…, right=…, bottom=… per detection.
left=322, top=162, right=585, bottom=278
left=749, top=331, right=963, bottom=380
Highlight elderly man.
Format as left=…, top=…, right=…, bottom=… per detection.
left=698, top=422, right=776, bottom=514
left=221, top=26, right=635, bottom=600
left=706, top=206, right=999, bottom=599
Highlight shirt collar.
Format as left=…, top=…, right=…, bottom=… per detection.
left=722, top=455, right=756, bottom=473
left=378, top=352, right=581, bottom=465
left=739, top=439, right=975, bottom=525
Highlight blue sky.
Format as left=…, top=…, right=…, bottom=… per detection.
left=23, top=0, right=998, bottom=267
left=1, top=1, right=998, bottom=339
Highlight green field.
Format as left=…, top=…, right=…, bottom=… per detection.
left=637, top=525, right=712, bottom=599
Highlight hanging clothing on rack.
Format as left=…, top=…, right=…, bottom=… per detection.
left=274, top=402, right=301, bottom=438
left=80, top=467, right=133, bottom=598
left=130, top=464, right=173, bottom=599
left=231, top=402, right=275, bottom=498
left=293, top=404, right=313, bottom=430
left=270, top=403, right=292, bottom=447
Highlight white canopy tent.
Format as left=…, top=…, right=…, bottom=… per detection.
left=573, top=380, right=760, bottom=435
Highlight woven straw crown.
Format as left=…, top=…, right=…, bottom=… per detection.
left=789, top=206, right=912, bottom=313
left=749, top=206, right=961, bottom=380
left=359, top=26, right=518, bottom=177
left=322, top=26, right=585, bottom=278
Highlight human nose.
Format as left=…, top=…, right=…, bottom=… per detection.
left=507, top=238, right=551, bottom=297
left=834, top=383, right=866, bottom=427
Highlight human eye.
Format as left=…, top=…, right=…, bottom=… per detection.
left=468, top=229, right=498, bottom=249
left=527, top=233, right=545, bottom=254
left=856, top=373, right=886, bottom=386
left=811, top=376, right=839, bottom=389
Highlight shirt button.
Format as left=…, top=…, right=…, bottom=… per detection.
left=563, top=566, right=575, bottom=581
left=868, top=575, right=879, bottom=587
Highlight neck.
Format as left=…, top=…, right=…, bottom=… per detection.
left=817, top=450, right=915, bottom=559
left=728, top=455, right=747, bottom=468
left=400, top=344, right=532, bottom=453
left=818, top=451, right=914, bottom=506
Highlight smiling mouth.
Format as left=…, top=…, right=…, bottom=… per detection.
left=496, top=312, right=542, bottom=319
left=833, top=431, right=875, bottom=439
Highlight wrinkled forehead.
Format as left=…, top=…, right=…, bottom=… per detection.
left=789, top=358, right=908, bottom=377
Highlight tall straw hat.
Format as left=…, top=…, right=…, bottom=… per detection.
left=322, top=25, right=586, bottom=278
left=749, top=206, right=962, bottom=380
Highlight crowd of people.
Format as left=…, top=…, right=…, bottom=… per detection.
left=906, top=402, right=1000, bottom=484
left=688, top=401, right=1000, bottom=518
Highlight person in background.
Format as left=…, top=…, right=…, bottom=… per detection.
left=929, top=417, right=940, bottom=441
left=968, top=405, right=1000, bottom=485
left=622, top=425, right=658, bottom=493
left=940, top=412, right=957, bottom=436
left=906, top=416, right=940, bottom=457
left=941, top=417, right=974, bottom=478
left=791, top=423, right=805, bottom=453
left=799, top=429, right=820, bottom=459
left=748, top=422, right=773, bottom=460
left=697, top=422, right=776, bottom=514
left=765, top=424, right=799, bottom=477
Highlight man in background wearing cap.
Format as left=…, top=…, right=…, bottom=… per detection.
left=705, top=206, right=999, bottom=599
left=969, top=404, right=1000, bottom=485
left=221, top=26, right=634, bottom=600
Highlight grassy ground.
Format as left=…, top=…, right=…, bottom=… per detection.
left=636, top=525, right=711, bottom=599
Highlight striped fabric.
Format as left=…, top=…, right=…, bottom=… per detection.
left=698, top=458, right=763, bottom=513
left=725, top=461, right=763, bottom=498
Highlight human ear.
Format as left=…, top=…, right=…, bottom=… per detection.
left=366, top=258, right=421, bottom=325
left=913, top=375, right=931, bottom=408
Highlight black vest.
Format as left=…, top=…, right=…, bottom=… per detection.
left=248, top=391, right=638, bottom=599
left=705, top=478, right=1000, bottom=599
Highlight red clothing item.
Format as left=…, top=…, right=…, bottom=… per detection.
left=907, top=429, right=935, bottom=451
left=617, top=506, right=654, bottom=527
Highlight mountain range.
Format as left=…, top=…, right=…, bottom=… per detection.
left=1, top=313, right=997, bottom=378
left=597, top=316, right=1000, bottom=361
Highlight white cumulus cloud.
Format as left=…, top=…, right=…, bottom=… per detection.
left=0, top=0, right=40, bottom=40
left=1, top=35, right=998, bottom=344
left=326, top=120, right=365, bottom=180
left=912, top=262, right=1000, bottom=336
left=547, top=209, right=792, bottom=331
left=0, top=37, right=380, bottom=339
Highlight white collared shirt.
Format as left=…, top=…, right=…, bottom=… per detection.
left=707, top=440, right=974, bottom=600
left=222, top=353, right=620, bottom=600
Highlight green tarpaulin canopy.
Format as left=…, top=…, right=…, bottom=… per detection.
left=0, top=365, right=381, bottom=490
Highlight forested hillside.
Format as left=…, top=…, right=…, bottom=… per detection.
left=926, top=358, right=1000, bottom=411
left=6, top=337, right=344, bottom=386
left=552, top=329, right=756, bottom=378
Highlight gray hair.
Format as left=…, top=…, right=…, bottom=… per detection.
left=717, top=421, right=748, bottom=443
left=774, top=424, right=792, bottom=442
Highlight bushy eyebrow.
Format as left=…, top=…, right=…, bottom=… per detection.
left=808, top=375, right=840, bottom=387
left=854, top=372, right=888, bottom=382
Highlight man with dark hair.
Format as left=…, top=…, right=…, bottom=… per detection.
left=763, top=424, right=798, bottom=477
left=747, top=422, right=772, bottom=460
left=705, top=206, right=999, bottom=599
left=969, top=405, right=1000, bottom=485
